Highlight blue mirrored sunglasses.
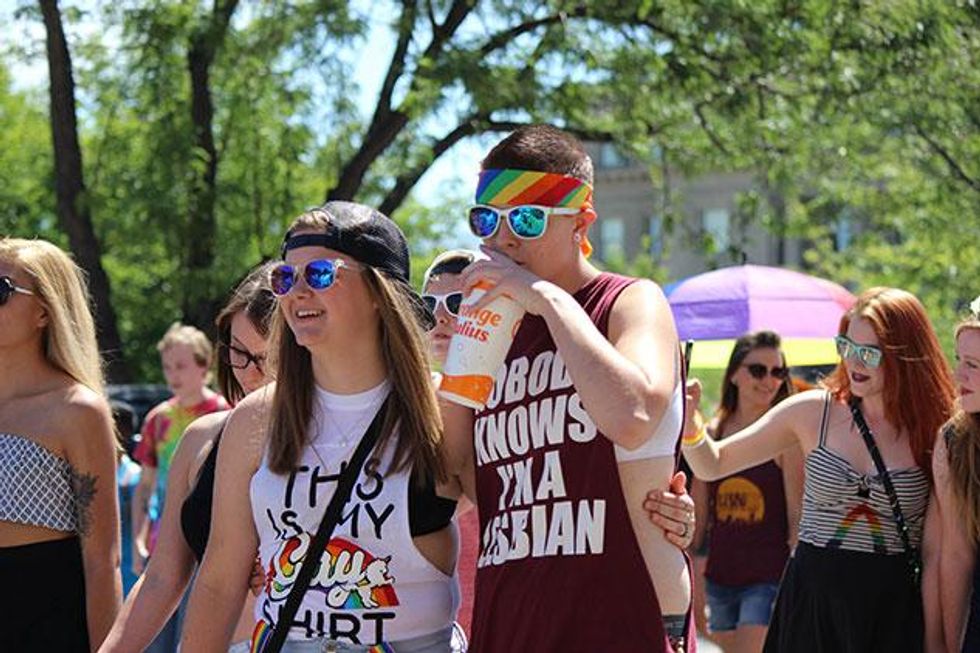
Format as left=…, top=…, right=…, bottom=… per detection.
left=269, top=258, right=350, bottom=296
left=467, top=204, right=580, bottom=240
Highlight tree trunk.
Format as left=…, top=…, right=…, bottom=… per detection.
left=182, top=37, right=220, bottom=331
left=181, top=0, right=239, bottom=332
left=39, top=0, right=131, bottom=382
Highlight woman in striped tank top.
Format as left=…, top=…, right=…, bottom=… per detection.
left=677, top=288, right=956, bottom=652
left=932, top=300, right=980, bottom=652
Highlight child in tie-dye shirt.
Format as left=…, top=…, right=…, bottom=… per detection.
left=132, top=323, right=227, bottom=570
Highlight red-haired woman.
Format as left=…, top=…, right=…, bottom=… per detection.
left=932, top=298, right=980, bottom=652
left=672, top=287, right=956, bottom=651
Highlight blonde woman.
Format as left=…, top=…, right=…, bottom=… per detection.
left=932, top=297, right=980, bottom=652
left=0, top=238, right=121, bottom=651
left=181, top=203, right=464, bottom=652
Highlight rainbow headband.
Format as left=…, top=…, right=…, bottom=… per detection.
left=475, top=168, right=596, bottom=256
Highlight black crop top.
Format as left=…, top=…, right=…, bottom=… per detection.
left=180, top=422, right=225, bottom=562
left=180, top=424, right=457, bottom=560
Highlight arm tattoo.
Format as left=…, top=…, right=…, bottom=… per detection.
left=71, top=470, right=98, bottom=537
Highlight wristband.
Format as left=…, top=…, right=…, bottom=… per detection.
left=682, top=424, right=707, bottom=448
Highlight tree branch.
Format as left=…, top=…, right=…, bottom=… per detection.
left=379, top=114, right=486, bottom=215
left=374, top=0, right=417, bottom=122
left=914, top=124, right=980, bottom=193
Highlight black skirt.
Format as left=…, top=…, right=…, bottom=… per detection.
left=764, top=542, right=922, bottom=653
left=0, top=537, right=89, bottom=652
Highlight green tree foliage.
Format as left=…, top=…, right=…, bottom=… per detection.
left=1, top=0, right=977, bottom=377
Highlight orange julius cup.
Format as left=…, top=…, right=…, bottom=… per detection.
left=438, top=279, right=525, bottom=409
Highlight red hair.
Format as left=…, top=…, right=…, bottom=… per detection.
left=823, top=287, right=956, bottom=471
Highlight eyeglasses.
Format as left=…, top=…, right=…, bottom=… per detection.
left=468, top=204, right=580, bottom=240
left=0, top=276, right=35, bottom=306
left=269, top=258, right=351, bottom=296
left=219, top=343, right=266, bottom=373
left=743, top=363, right=790, bottom=380
left=835, top=335, right=883, bottom=369
left=422, top=292, right=463, bottom=317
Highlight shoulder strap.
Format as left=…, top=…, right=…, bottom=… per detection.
left=817, top=391, right=831, bottom=446
left=847, top=397, right=921, bottom=586
left=262, top=395, right=391, bottom=653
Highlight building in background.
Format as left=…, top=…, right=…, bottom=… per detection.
left=586, top=143, right=814, bottom=281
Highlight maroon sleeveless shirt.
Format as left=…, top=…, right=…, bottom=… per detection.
left=705, top=460, right=790, bottom=586
left=469, top=273, right=686, bottom=651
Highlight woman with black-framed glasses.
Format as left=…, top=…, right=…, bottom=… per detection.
left=102, top=261, right=277, bottom=653
left=685, top=331, right=803, bottom=653
left=669, top=287, right=956, bottom=652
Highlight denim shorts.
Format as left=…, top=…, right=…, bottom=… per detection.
left=705, top=579, right=779, bottom=631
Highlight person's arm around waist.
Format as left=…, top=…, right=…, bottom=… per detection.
left=181, top=393, right=268, bottom=652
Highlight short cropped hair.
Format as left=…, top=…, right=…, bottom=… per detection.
left=481, top=124, right=594, bottom=186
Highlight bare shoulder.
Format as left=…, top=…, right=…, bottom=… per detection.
left=181, top=411, right=230, bottom=452
left=610, top=279, right=670, bottom=320
left=220, top=384, right=274, bottom=472
left=59, top=384, right=115, bottom=442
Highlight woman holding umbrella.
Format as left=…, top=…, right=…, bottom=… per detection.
left=672, top=287, right=955, bottom=652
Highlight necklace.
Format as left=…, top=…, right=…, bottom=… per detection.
left=308, top=391, right=388, bottom=472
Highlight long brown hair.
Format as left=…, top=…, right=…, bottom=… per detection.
left=214, top=261, right=276, bottom=405
left=265, top=212, right=444, bottom=484
left=823, top=287, right=956, bottom=470
left=946, top=318, right=980, bottom=542
left=715, top=330, right=794, bottom=437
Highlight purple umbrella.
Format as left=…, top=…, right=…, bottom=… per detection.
left=667, top=264, right=856, bottom=341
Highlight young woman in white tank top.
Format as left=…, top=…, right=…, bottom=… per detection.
left=180, top=203, right=465, bottom=653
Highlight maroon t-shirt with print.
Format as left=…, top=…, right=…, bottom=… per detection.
left=469, top=272, right=690, bottom=651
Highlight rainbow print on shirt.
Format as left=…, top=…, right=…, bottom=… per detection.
left=826, top=503, right=889, bottom=553
left=265, top=534, right=400, bottom=610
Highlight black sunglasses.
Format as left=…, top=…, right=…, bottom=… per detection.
left=219, top=342, right=266, bottom=373
left=743, top=363, right=790, bottom=381
left=0, top=276, right=35, bottom=306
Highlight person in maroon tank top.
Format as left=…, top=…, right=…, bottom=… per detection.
left=689, top=331, right=804, bottom=653
left=440, top=125, right=697, bottom=652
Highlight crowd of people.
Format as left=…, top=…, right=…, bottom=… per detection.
left=0, top=124, right=978, bottom=653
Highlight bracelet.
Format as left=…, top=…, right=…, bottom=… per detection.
left=682, top=424, right=707, bottom=448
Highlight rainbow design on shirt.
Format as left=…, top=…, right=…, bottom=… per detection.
left=265, top=535, right=400, bottom=609
left=324, top=538, right=400, bottom=609
left=250, top=619, right=271, bottom=653
left=827, top=503, right=889, bottom=553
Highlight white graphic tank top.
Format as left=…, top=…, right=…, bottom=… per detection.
left=250, top=381, right=458, bottom=646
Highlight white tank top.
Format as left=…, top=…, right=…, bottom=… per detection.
left=250, top=381, right=458, bottom=646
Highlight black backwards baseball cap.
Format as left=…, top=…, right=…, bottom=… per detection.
left=280, top=201, right=435, bottom=330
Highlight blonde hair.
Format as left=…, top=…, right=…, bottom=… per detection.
left=266, top=210, right=445, bottom=483
left=157, top=322, right=213, bottom=368
left=0, top=238, right=105, bottom=395
left=947, top=316, right=980, bottom=543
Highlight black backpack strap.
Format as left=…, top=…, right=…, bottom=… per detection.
left=262, top=395, right=391, bottom=653
left=847, top=397, right=921, bottom=587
